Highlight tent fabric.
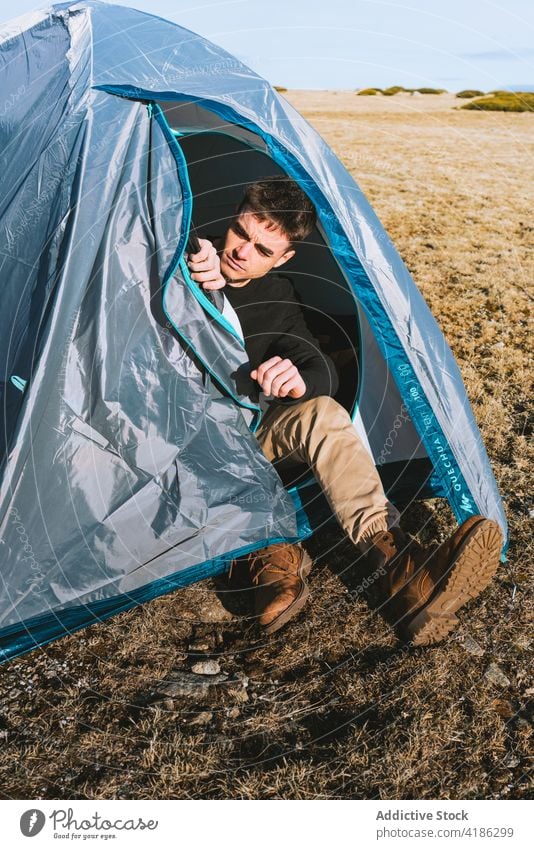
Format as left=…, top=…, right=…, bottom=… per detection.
left=0, top=1, right=507, bottom=661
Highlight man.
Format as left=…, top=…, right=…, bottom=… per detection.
left=186, top=176, right=503, bottom=645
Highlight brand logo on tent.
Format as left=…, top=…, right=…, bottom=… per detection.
left=20, top=809, right=46, bottom=837
left=460, top=493, right=474, bottom=513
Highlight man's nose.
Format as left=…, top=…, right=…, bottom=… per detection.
left=235, top=240, right=252, bottom=260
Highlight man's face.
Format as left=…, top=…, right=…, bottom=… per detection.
left=219, top=209, right=295, bottom=286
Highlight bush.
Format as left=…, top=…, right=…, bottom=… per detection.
left=461, top=92, right=534, bottom=112
left=415, top=87, right=447, bottom=94
left=456, top=89, right=485, bottom=98
left=383, top=86, right=407, bottom=96
left=357, top=87, right=382, bottom=95
left=274, top=86, right=287, bottom=92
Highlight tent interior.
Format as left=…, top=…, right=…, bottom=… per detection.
left=159, top=100, right=434, bottom=504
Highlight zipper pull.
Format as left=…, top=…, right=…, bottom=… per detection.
left=146, top=101, right=153, bottom=118
left=10, top=375, right=27, bottom=392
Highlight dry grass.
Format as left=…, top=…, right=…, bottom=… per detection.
left=0, top=92, right=532, bottom=800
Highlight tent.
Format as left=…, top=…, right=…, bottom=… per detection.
left=0, top=1, right=507, bottom=661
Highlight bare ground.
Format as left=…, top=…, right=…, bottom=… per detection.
left=0, top=92, right=532, bottom=800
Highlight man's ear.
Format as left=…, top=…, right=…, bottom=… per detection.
left=273, top=248, right=295, bottom=268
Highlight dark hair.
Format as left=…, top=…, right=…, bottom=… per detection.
left=237, top=175, right=317, bottom=243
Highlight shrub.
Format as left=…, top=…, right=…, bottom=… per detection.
left=415, top=87, right=447, bottom=94
left=357, top=87, right=382, bottom=95
left=461, top=92, right=534, bottom=112
left=274, top=86, right=287, bottom=92
left=383, top=86, right=407, bottom=96
left=456, top=89, right=485, bottom=98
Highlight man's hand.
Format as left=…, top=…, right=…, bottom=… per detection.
left=251, top=356, right=307, bottom=399
left=187, top=238, right=226, bottom=290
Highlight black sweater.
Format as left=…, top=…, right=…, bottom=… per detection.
left=223, top=272, right=339, bottom=405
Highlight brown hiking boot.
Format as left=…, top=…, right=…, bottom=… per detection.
left=366, top=516, right=503, bottom=645
left=248, top=542, right=313, bottom=634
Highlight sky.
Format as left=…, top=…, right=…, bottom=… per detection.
left=1, top=0, right=533, bottom=91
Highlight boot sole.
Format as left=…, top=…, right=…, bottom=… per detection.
left=262, top=550, right=313, bottom=635
left=400, top=519, right=503, bottom=646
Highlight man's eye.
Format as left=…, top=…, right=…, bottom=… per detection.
left=257, top=247, right=270, bottom=257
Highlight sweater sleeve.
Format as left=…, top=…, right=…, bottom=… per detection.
left=265, top=277, right=339, bottom=404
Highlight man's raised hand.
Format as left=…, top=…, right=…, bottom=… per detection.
left=187, top=238, right=226, bottom=290
left=250, top=356, right=307, bottom=399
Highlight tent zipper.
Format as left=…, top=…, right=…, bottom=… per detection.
left=149, top=101, right=262, bottom=427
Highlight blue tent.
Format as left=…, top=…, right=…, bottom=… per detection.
left=0, top=1, right=507, bottom=661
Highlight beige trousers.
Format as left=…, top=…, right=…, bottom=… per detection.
left=255, top=395, right=400, bottom=551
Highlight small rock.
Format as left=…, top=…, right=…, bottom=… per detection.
left=203, top=600, right=234, bottom=623
left=502, top=753, right=520, bottom=769
left=529, top=508, right=534, bottom=519
left=485, top=663, right=511, bottom=688
left=226, top=707, right=240, bottom=719
left=154, top=669, right=228, bottom=698
left=189, top=711, right=213, bottom=726
left=161, top=699, right=175, bottom=711
left=493, top=341, right=505, bottom=349
left=461, top=635, right=485, bottom=656
left=188, top=642, right=211, bottom=653
left=191, top=660, right=221, bottom=676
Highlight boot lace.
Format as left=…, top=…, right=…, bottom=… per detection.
left=249, top=546, right=300, bottom=585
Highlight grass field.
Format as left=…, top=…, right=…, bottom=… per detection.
left=1, top=92, right=532, bottom=801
